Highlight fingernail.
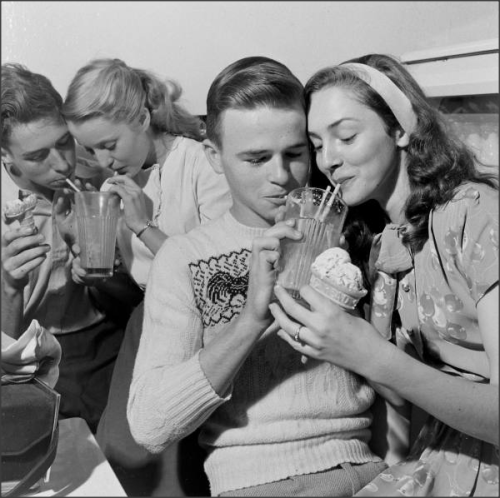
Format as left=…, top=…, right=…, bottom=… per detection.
left=285, top=219, right=294, bottom=226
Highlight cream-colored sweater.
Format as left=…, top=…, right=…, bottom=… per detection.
left=128, top=211, right=381, bottom=496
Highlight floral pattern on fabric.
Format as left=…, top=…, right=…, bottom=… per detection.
left=357, top=418, right=499, bottom=497
left=359, top=183, right=499, bottom=496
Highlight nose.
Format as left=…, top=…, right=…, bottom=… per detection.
left=319, top=140, right=342, bottom=173
left=49, top=149, right=72, bottom=175
left=267, top=156, right=289, bottom=185
left=94, top=149, right=113, bottom=169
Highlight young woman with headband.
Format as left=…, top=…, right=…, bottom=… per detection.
left=62, top=58, right=231, bottom=495
left=270, top=53, right=498, bottom=496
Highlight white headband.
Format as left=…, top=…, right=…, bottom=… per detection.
left=341, top=62, right=417, bottom=135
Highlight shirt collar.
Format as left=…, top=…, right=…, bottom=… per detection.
left=372, top=223, right=413, bottom=274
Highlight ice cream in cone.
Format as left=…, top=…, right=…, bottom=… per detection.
left=3, top=192, right=38, bottom=230
left=309, top=247, right=367, bottom=309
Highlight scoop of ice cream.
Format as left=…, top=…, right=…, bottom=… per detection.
left=311, top=247, right=351, bottom=278
left=3, top=193, right=37, bottom=228
left=309, top=247, right=367, bottom=309
left=3, top=198, right=26, bottom=218
left=327, top=262, right=365, bottom=291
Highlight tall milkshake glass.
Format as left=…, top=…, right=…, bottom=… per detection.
left=75, top=191, right=120, bottom=278
left=277, top=186, right=348, bottom=302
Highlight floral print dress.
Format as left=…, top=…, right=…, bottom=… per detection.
left=357, top=183, right=499, bottom=497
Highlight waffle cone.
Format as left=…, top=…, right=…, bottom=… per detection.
left=19, top=210, right=36, bottom=229
left=310, top=271, right=367, bottom=310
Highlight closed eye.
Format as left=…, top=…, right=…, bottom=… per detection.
left=341, top=135, right=356, bottom=144
left=98, top=142, right=116, bottom=151
left=247, top=156, right=268, bottom=165
left=26, top=150, right=50, bottom=162
left=57, top=134, right=74, bottom=148
left=286, top=151, right=307, bottom=159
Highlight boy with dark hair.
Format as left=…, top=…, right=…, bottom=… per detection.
left=1, top=63, right=139, bottom=433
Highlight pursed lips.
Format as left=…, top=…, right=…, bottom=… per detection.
left=332, top=175, right=352, bottom=186
left=54, top=176, right=72, bottom=186
left=112, top=166, right=127, bottom=175
left=265, top=194, right=288, bottom=205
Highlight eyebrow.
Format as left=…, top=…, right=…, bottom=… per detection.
left=22, top=131, right=72, bottom=158
left=236, top=141, right=309, bottom=157
left=308, top=117, right=359, bottom=139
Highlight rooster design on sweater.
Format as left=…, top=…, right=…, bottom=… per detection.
left=190, top=249, right=250, bottom=328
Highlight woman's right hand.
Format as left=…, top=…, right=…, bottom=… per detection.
left=102, top=175, right=149, bottom=235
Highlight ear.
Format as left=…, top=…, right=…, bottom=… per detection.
left=1, top=148, right=20, bottom=176
left=139, top=108, right=151, bottom=131
left=1, top=147, right=11, bottom=164
left=202, top=139, right=224, bottom=174
left=395, top=127, right=410, bottom=148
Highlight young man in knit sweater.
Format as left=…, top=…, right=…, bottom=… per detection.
left=127, top=56, right=387, bottom=496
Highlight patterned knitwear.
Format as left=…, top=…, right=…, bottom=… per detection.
left=128, top=211, right=382, bottom=496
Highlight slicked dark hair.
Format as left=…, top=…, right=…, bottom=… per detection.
left=206, top=56, right=305, bottom=148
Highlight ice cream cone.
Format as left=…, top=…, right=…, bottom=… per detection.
left=3, top=193, right=37, bottom=231
left=310, top=270, right=367, bottom=309
left=309, top=247, right=367, bottom=310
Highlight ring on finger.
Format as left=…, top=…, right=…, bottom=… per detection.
left=294, top=325, right=304, bottom=344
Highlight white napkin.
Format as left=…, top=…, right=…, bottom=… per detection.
left=2, top=320, right=62, bottom=388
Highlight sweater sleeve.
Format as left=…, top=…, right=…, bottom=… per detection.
left=127, top=237, right=228, bottom=453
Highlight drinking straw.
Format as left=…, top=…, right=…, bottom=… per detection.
left=65, top=178, right=81, bottom=192
left=305, top=189, right=315, bottom=216
left=299, top=193, right=306, bottom=218
left=332, top=182, right=341, bottom=200
left=319, top=183, right=341, bottom=223
left=314, top=185, right=331, bottom=221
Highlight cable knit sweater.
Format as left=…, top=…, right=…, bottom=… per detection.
left=128, top=211, right=382, bottom=495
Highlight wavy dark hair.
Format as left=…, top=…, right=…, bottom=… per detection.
left=305, top=53, right=497, bottom=256
left=1, top=63, right=64, bottom=148
left=63, top=58, right=204, bottom=141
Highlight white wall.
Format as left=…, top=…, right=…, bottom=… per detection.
left=2, top=1, right=498, bottom=114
